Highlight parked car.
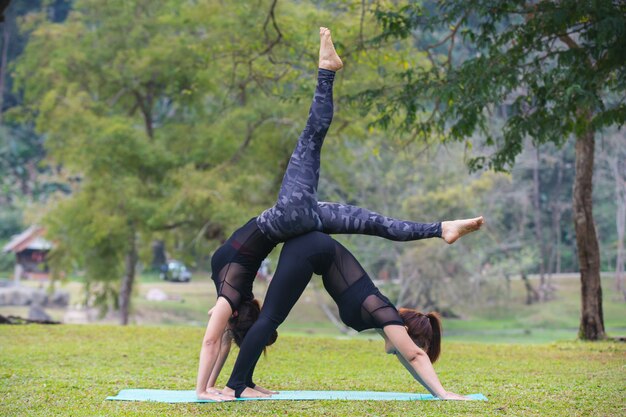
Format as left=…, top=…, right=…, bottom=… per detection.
left=159, top=260, right=192, bottom=282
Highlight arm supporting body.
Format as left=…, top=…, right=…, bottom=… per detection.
left=381, top=326, right=447, bottom=398
left=196, top=297, right=233, bottom=399
left=206, top=330, right=233, bottom=389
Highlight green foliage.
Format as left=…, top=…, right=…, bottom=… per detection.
left=1, top=325, right=625, bottom=416
left=7, top=0, right=624, bottom=323
left=0, top=205, right=22, bottom=239
left=11, top=0, right=438, bottom=309
left=0, top=249, right=14, bottom=272
left=13, top=0, right=211, bottom=310
left=0, top=122, right=64, bottom=213
left=365, top=0, right=626, bottom=171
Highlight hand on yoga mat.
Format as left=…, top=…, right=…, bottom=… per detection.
left=439, top=391, right=472, bottom=401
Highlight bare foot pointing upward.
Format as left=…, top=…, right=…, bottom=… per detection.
left=319, top=27, right=343, bottom=71
left=441, top=216, right=485, bottom=244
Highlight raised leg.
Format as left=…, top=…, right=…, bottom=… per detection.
left=256, top=29, right=342, bottom=242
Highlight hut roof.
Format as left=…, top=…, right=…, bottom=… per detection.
left=2, top=226, right=53, bottom=253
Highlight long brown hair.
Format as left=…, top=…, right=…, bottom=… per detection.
left=228, top=299, right=278, bottom=349
left=398, top=308, right=442, bottom=363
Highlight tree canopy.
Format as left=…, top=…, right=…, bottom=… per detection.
left=366, top=0, right=625, bottom=171
left=4, top=0, right=624, bottom=329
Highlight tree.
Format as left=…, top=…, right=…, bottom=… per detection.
left=363, top=0, right=625, bottom=340
left=14, top=0, right=209, bottom=324
left=0, top=1, right=70, bottom=225
left=14, top=0, right=401, bottom=323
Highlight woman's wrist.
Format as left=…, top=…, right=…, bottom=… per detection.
left=434, top=390, right=448, bottom=399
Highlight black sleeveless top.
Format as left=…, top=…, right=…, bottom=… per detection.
left=210, top=218, right=277, bottom=311
left=319, top=236, right=404, bottom=331
left=334, top=276, right=403, bottom=331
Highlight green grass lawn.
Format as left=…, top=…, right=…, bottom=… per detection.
left=1, top=325, right=624, bottom=416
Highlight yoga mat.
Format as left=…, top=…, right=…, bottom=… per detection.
left=107, top=389, right=488, bottom=403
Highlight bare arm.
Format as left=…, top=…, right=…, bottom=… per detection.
left=382, top=326, right=469, bottom=400
left=195, top=297, right=234, bottom=400
left=206, top=330, right=233, bottom=390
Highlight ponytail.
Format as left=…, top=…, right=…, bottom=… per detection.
left=399, top=308, right=443, bottom=364
left=426, top=312, right=442, bottom=363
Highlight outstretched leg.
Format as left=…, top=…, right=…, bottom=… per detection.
left=318, top=202, right=484, bottom=243
left=318, top=202, right=441, bottom=241
left=256, top=28, right=343, bottom=242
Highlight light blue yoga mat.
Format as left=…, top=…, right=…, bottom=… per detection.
left=107, top=389, right=488, bottom=403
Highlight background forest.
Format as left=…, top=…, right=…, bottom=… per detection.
left=0, top=0, right=624, bottom=339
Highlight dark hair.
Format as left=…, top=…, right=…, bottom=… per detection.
left=398, top=309, right=442, bottom=363
left=228, top=298, right=278, bottom=349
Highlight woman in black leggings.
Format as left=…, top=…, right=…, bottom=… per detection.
left=195, top=28, right=483, bottom=401
left=223, top=232, right=469, bottom=400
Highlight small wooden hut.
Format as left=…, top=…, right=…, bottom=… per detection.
left=2, top=226, right=53, bottom=281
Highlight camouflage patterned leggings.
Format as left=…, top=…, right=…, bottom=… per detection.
left=256, top=68, right=441, bottom=242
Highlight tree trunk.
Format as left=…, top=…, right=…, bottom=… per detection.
left=151, top=239, right=167, bottom=270
left=0, top=9, right=10, bottom=124
left=119, top=228, right=138, bottom=325
left=134, top=91, right=154, bottom=140
left=554, top=156, right=564, bottom=275
left=521, top=272, right=539, bottom=305
left=533, top=146, right=547, bottom=299
left=573, top=129, right=605, bottom=340
left=547, top=155, right=564, bottom=289
left=610, top=156, right=626, bottom=299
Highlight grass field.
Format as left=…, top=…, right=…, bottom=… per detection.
left=1, top=325, right=624, bottom=416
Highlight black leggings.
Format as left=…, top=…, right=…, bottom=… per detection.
left=225, top=233, right=336, bottom=396
left=225, top=232, right=401, bottom=396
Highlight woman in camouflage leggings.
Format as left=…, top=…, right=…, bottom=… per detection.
left=195, top=27, right=483, bottom=401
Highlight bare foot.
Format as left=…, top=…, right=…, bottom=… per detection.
left=441, top=216, right=484, bottom=244
left=319, top=27, right=343, bottom=71
left=206, top=387, right=234, bottom=400
left=221, top=386, right=269, bottom=398
left=253, top=385, right=279, bottom=395
left=220, top=386, right=236, bottom=397
left=241, top=387, right=270, bottom=398
left=196, top=391, right=228, bottom=402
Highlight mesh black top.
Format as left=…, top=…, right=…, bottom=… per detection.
left=210, top=218, right=277, bottom=311
left=322, top=239, right=404, bottom=331
left=226, top=232, right=404, bottom=397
